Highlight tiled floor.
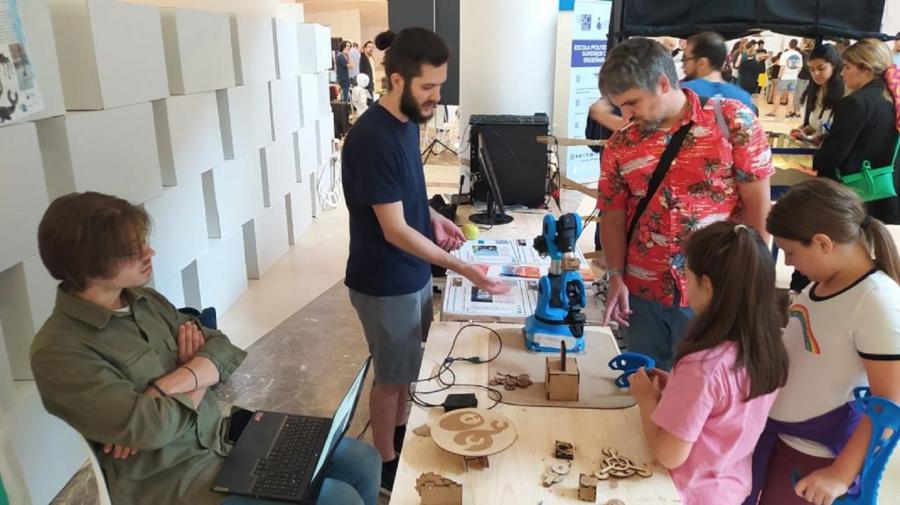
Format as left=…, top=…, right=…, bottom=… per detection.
left=51, top=97, right=900, bottom=504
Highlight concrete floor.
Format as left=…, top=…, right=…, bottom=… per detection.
left=50, top=98, right=900, bottom=504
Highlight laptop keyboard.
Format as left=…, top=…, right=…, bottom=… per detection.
left=251, top=416, right=329, bottom=498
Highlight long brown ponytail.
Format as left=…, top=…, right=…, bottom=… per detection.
left=767, top=179, right=900, bottom=284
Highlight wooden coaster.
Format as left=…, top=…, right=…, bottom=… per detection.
left=430, top=408, right=518, bottom=458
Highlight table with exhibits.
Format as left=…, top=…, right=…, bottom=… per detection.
left=389, top=208, right=681, bottom=504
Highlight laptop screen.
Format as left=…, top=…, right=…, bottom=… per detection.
left=311, top=358, right=370, bottom=478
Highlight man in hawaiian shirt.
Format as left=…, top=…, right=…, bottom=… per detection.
left=597, top=37, right=773, bottom=370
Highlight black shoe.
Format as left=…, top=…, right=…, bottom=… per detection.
left=394, top=424, right=407, bottom=454
left=380, top=457, right=398, bottom=496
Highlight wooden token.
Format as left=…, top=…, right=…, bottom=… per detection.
left=430, top=408, right=517, bottom=458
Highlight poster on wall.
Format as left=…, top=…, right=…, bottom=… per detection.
left=566, top=0, right=611, bottom=183
left=0, top=0, right=44, bottom=124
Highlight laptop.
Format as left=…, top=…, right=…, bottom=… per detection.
left=213, top=357, right=371, bottom=502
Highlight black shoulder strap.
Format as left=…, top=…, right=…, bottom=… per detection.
left=626, top=121, right=694, bottom=244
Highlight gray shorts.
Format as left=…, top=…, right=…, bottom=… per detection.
left=349, top=279, right=433, bottom=385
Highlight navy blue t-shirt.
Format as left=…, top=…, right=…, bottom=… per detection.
left=341, top=102, right=432, bottom=296
left=336, top=53, right=350, bottom=84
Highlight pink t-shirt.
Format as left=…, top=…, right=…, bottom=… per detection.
left=651, top=343, right=778, bottom=505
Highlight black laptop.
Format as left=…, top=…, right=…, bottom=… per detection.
left=213, top=358, right=371, bottom=502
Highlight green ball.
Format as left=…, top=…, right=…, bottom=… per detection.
left=462, top=223, right=479, bottom=240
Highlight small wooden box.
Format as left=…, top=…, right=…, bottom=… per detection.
left=578, top=473, right=599, bottom=502
left=546, top=356, right=579, bottom=401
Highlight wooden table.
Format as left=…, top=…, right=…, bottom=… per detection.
left=390, top=207, right=681, bottom=504
left=389, top=322, right=681, bottom=504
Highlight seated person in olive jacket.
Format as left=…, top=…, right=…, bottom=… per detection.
left=30, top=192, right=381, bottom=505
left=813, top=39, right=900, bottom=225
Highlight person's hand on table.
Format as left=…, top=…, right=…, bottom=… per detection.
left=629, top=367, right=662, bottom=405
left=431, top=212, right=466, bottom=252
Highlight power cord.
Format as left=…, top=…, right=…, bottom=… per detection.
left=408, top=324, right=505, bottom=410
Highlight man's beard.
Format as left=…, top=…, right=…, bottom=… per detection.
left=400, top=85, right=436, bottom=124
left=637, top=114, right=665, bottom=135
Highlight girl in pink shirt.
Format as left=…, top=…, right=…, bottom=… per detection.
left=630, top=221, right=790, bottom=505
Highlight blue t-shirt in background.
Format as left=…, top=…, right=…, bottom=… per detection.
left=682, top=78, right=757, bottom=114
left=341, top=102, right=433, bottom=297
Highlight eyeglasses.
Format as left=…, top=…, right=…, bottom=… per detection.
left=681, top=56, right=698, bottom=63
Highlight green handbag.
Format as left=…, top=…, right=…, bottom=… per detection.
left=837, top=137, right=900, bottom=202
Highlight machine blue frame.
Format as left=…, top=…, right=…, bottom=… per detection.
left=524, top=213, right=588, bottom=352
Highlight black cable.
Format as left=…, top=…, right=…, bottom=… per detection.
left=408, top=324, right=505, bottom=410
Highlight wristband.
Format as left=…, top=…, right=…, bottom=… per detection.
left=181, top=365, right=199, bottom=390
left=148, top=382, right=168, bottom=397
left=606, top=268, right=624, bottom=277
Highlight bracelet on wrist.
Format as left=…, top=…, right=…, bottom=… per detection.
left=181, top=365, right=199, bottom=390
left=606, top=268, right=624, bottom=277
left=148, top=382, right=168, bottom=397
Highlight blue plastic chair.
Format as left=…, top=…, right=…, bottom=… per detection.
left=793, top=387, right=900, bottom=504
left=835, top=387, right=900, bottom=504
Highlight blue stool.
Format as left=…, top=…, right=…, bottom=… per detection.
left=793, top=387, right=900, bottom=504
left=608, top=352, right=655, bottom=388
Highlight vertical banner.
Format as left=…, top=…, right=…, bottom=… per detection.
left=0, top=0, right=43, bottom=123
left=565, top=0, right=611, bottom=183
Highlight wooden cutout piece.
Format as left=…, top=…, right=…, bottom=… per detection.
left=554, top=440, right=574, bottom=460
left=593, top=447, right=652, bottom=480
left=416, top=472, right=462, bottom=505
left=578, top=473, right=599, bottom=502
left=413, top=424, right=431, bottom=437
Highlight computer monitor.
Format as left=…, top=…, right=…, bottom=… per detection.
left=469, top=133, right=513, bottom=225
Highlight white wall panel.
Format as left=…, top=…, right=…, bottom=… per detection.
left=217, top=82, right=272, bottom=159
left=154, top=92, right=224, bottom=186
left=143, top=174, right=208, bottom=282
left=0, top=123, right=48, bottom=273
left=36, top=103, right=163, bottom=204
left=160, top=8, right=235, bottom=95
left=242, top=202, right=288, bottom=279
left=49, top=0, right=169, bottom=110
left=273, top=19, right=299, bottom=79
left=269, top=77, right=301, bottom=142
left=230, top=14, right=277, bottom=86
left=297, top=73, right=319, bottom=128
left=190, top=231, right=247, bottom=313
left=201, top=155, right=264, bottom=239
left=260, top=134, right=298, bottom=207
left=0, top=256, right=56, bottom=380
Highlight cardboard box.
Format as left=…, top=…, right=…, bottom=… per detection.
left=160, top=8, right=235, bottom=95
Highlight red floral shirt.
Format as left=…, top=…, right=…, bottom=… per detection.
left=597, top=89, right=774, bottom=306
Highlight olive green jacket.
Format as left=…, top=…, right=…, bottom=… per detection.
left=31, top=287, right=247, bottom=505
